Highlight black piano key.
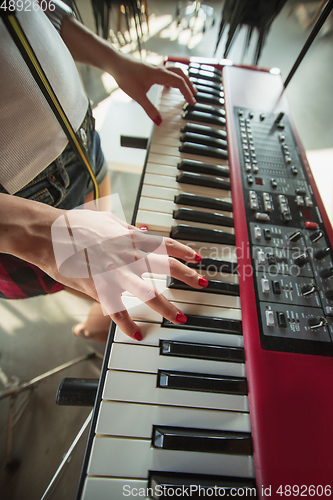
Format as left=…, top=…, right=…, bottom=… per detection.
left=194, top=83, right=224, bottom=98
left=157, top=370, right=247, bottom=395
left=195, top=92, right=225, bottom=106
left=153, top=426, right=252, bottom=455
left=180, top=132, right=228, bottom=150
left=188, top=68, right=222, bottom=84
left=174, top=193, right=233, bottom=212
left=173, top=208, right=234, bottom=227
left=184, top=103, right=225, bottom=118
left=177, top=172, right=231, bottom=190
left=189, top=62, right=222, bottom=77
left=189, top=65, right=221, bottom=75
left=167, top=276, right=239, bottom=296
left=149, top=472, right=257, bottom=500
left=179, top=142, right=228, bottom=160
left=160, top=339, right=245, bottom=363
left=181, top=123, right=227, bottom=140
left=170, top=224, right=235, bottom=245
left=190, top=77, right=223, bottom=92
left=177, top=159, right=229, bottom=178
left=182, top=110, right=226, bottom=127
left=186, top=258, right=238, bottom=275
left=162, top=314, right=242, bottom=335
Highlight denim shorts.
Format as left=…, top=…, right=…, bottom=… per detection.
left=0, top=105, right=108, bottom=299
left=0, top=104, right=108, bottom=210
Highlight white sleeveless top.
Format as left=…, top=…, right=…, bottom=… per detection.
left=0, top=6, right=88, bottom=194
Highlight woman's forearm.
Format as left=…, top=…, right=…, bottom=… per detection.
left=0, top=193, right=59, bottom=266
left=60, top=14, right=122, bottom=72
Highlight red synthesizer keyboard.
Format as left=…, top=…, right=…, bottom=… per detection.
left=76, top=58, right=333, bottom=500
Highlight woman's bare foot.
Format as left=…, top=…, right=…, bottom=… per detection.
left=72, top=302, right=111, bottom=343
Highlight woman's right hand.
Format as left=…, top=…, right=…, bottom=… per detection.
left=47, top=208, right=207, bottom=339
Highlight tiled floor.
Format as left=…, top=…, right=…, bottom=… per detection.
left=0, top=1, right=332, bottom=499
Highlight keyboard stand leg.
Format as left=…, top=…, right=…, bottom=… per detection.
left=0, top=352, right=101, bottom=469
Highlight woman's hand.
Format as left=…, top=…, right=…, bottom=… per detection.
left=48, top=208, right=206, bottom=339
left=106, top=52, right=197, bottom=124
left=61, top=15, right=196, bottom=124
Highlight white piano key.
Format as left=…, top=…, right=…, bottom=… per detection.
left=158, top=118, right=227, bottom=139
left=145, top=161, right=230, bottom=184
left=159, top=101, right=225, bottom=118
left=121, top=296, right=242, bottom=322
left=147, top=152, right=228, bottom=170
left=149, top=143, right=228, bottom=166
left=135, top=260, right=239, bottom=289
left=151, top=133, right=228, bottom=157
left=108, top=343, right=246, bottom=377
left=137, top=209, right=175, bottom=232
left=145, top=162, right=179, bottom=176
left=161, top=103, right=225, bottom=117
left=164, top=287, right=240, bottom=309
left=160, top=95, right=224, bottom=111
left=160, top=112, right=227, bottom=133
left=145, top=161, right=229, bottom=180
left=81, top=477, right=148, bottom=500
left=162, top=83, right=223, bottom=97
left=147, top=152, right=180, bottom=167
left=142, top=173, right=231, bottom=199
left=103, top=370, right=248, bottom=412
left=155, top=101, right=185, bottom=115
left=162, top=84, right=198, bottom=98
left=151, top=133, right=185, bottom=148
left=160, top=88, right=186, bottom=99
left=141, top=182, right=232, bottom=204
left=151, top=128, right=181, bottom=140
left=160, top=89, right=189, bottom=102
left=114, top=322, right=244, bottom=348
left=144, top=173, right=227, bottom=194
left=152, top=113, right=184, bottom=131
left=199, top=269, right=239, bottom=284
left=87, top=437, right=255, bottom=479
left=139, top=195, right=174, bottom=213
left=161, top=93, right=224, bottom=107
left=121, top=296, right=161, bottom=323
left=138, top=195, right=233, bottom=218
left=140, top=272, right=238, bottom=290
left=136, top=209, right=234, bottom=234
left=122, top=277, right=240, bottom=309
left=176, top=239, right=237, bottom=262
left=96, top=401, right=251, bottom=437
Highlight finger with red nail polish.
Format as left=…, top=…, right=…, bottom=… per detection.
left=198, top=277, right=209, bottom=287
left=133, top=331, right=143, bottom=341
left=153, top=116, right=162, bottom=126
left=176, top=311, right=187, bottom=324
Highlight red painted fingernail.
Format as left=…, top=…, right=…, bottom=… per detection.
left=198, top=277, right=209, bottom=287
left=176, top=312, right=187, bottom=324
left=153, top=116, right=162, bottom=126
left=133, top=331, right=142, bottom=341
left=194, top=253, right=202, bottom=262
left=139, top=226, right=148, bottom=231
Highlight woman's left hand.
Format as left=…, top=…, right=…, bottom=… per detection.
left=61, top=15, right=196, bottom=124
left=107, top=52, right=197, bottom=124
